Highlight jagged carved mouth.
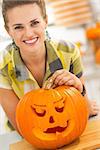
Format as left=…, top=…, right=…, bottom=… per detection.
left=44, top=121, right=69, bottom=133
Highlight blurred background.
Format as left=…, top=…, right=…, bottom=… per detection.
left=0, top=0, right=100, bottom=134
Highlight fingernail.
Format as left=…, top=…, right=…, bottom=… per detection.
left=49, top=79, right=53, bottom=83
left=47, top=84, right=51, bottom=89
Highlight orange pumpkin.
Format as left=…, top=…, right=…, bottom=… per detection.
left=95, top=49, right=100, bottom=64
left=16, top=86, right=89, bottom=149
left=86, top=23, right=100, bottom=40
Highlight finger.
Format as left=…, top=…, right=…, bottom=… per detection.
left=42, top=83, right=52, bottom=89
left=90, top=101, right=100, bottom=108
left=42, top=78, right=53, bottom=89
left=91, top=110, right=99, bottom=115
left=92, top=106, right=100, bottom=111
left=91, top=101, right=97, bottom=104
left=54, top=73, right=71, bottom=85
left=65, top=79, right=75, bottom=86
left=51, top=69, right=66, bottom=82
left=51, top=84, right=57, bottom=89
left=57, top=76, right=71, bottom=85
left=42, top=82, right=47, bottom=89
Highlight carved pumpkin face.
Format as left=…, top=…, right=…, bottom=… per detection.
left=16, top=86, right=88, bottom=149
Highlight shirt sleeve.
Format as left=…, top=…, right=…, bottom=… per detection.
left=0, top=70, right=12, bottom=89
left=69, top=44, right=84, bottom=78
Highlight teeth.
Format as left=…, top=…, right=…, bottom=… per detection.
left=25, top=38, right=37, bottom=44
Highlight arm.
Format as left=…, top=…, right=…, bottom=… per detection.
left=79, top=76, right=99, bottom=116
left=0, top=88, right=20, bottom=132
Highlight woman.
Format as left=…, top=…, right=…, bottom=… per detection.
left=0, top=0, right=99, bottom=132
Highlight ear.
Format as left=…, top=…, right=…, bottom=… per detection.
left=4, top=24, right=13, bottom=38
left=44, top=15, right=48, bottom=28
left=45, top=15, right=48, bottom=24
left=4, top=24, right=9, bottom=33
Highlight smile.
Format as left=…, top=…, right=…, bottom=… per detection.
left=44, top=121, right=69, bottom=133
left=24, top=37, right=38, bottom=44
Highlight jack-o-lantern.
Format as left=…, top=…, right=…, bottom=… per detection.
left=16, top=86, right=89, bottom=149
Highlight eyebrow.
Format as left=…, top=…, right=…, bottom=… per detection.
left=33, top=99, right=64, bottom=107
left=30, top=18, right=38, bottom=23
left=12, top=18, right=38, bottom=27
left=12, top=24, right=22, bottom=27
left=33, top=104, right=46, bottom=107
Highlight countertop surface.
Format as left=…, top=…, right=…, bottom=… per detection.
left=0, top=131, right=22, bottom=150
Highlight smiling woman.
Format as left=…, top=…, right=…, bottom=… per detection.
left=0, top=0, right=99, bottom=139
left=3, top=3, right=47, bottom=56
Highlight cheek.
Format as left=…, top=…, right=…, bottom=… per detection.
left=12, top=32, right=25, bottom=47
left=40, top=30, right=45, bottom=39
left=37, top=25, right=46, bottom=37
left=8, top=28, right=23, bottom=41
left=14, top=32, right=23, bottom=40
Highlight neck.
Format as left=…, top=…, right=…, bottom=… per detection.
left=21, top=44, right=46, bottom=66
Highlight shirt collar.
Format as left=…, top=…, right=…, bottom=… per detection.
left=12, top=40, right=63, bottom=81
left=12, top=43, right=29, bottom=81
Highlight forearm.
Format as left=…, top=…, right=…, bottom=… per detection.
left=0, top=88, right=20, bottom=133
left=79, top=77, right=99, bottom=117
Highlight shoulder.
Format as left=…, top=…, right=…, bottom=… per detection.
left=0, top=43, right=14, bottom=69
left=49, top=39, right=81, bottom=63
left=49, top=39, right=78, bottom=54
left=58, top=40, right=78, bottom=53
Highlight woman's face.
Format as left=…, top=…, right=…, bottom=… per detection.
left=6, top=3, right=47, bottom=54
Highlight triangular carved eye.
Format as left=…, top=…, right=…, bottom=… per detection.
left=55, top=100, right=65, bottom=113
left=31, top=106, right=46, bottom=117
left=55, top=107, right=64, bottom=112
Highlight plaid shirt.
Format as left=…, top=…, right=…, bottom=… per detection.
left=0, top=39, right=83, bottom=99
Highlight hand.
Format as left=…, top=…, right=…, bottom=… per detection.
left=89, top=100, right=100, bottom=117
left=43, top=69, right=83, bottom=93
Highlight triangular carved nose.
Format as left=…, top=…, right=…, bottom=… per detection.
left=49, top=116, right=54, bottom=123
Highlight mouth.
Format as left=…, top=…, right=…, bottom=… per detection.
left=32, top=120, right=74, bottom=141
left=44, top=121, right=69, bottom=133
left=23, top=37, right=38, bottom=45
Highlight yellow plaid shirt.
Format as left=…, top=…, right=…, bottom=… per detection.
left=0, top=39, right=83, bottom=99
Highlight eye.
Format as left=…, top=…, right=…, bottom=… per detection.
left=31, top=21, right=39, bottom=26
left=55, top=106, right=64, bottom=112
left=14, top=26, right=24, bottom=30
left=31, top=106, right=46, bottom=117
left=55, top=100, right=65, bottom=112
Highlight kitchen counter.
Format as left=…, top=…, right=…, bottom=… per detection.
left=0, top=131, right=22, bottom=150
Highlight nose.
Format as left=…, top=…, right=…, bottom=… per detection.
left=25, top=27, right=33, bottom=37
left=49, top=116, right=55, bottom=123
